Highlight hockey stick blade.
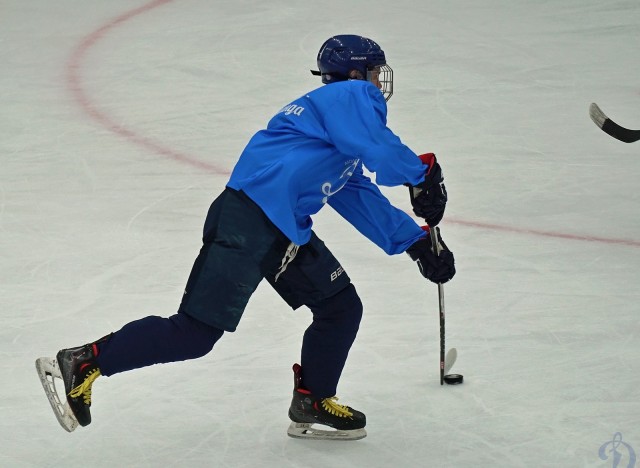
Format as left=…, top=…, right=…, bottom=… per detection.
left=35, top=357, right=78, bottom=432
left=589, top=103, right=640, bottom=143
left=444, top=347, right=457, bottom=374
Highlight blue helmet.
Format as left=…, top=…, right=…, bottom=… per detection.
left=311, top=35, right=394, bottom=101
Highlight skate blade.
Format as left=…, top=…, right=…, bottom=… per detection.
left=287, top=422, right=367, bottom=441
left=35, top=357, right=78, bottom=432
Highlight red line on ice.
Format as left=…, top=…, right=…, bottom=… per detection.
left=64, top=0, right=227, bottom=174
left=447, top=218, right=640, bottom=247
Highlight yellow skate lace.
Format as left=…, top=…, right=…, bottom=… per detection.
left=321, top=397, right=353, bottom=418
left=68, top=369, right=101, bottom=404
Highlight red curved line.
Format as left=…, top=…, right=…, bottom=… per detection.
left=65, top=0, right=228, bottom=175
left=447, top=218, right=640, bottom=247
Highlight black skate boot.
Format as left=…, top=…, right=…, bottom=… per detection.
left=287, top=363, right=366, bottom=440
left=56, top=335, right=109, bottom=427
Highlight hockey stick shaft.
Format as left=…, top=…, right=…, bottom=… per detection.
left=430, top=227, right=446, bottom=385
left=589, top=103, right=640, bottom=143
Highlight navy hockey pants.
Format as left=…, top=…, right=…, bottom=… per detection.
left=97, top=187, right=362, bottom=398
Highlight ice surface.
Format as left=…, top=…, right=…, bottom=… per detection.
left=2, top=1, right=639, bottom=466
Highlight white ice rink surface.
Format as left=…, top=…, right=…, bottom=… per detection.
left=2, top=1, right=640, bottom=466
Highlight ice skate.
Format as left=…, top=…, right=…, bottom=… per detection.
left=287, top=363, right=366, bottom=441
left=35, top=337, right=106, bottom=432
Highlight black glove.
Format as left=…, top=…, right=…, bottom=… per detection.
left=406, top=228, right=456, bottom=284
left=408, top=153, right=448, bottom=226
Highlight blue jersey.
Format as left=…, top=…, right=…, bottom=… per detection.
left=227, top=80, right=428, bottom=254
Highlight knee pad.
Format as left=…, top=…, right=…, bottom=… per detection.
left=170, top=313, right=224, bottom=359
left=309, top=284, right=363, bottom=331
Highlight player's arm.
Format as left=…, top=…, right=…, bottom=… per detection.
left=328, top=169, right=455, bottom=283
left=321, top=84, right=426, bottom=187
left=320, top=84, right=448, bottom=226
left=327, top=167, right=423, bottom=255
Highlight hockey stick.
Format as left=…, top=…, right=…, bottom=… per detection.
left=589, top=103, right=640, bottom=143
left=429, top=227, right=457, bottom=384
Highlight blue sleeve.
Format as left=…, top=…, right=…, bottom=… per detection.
left=327, top=166, right=426, bottom=255
left=311, top=82, right=427, bottom=187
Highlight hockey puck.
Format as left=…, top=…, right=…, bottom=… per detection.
left=443, top=374, right=464, bottom=385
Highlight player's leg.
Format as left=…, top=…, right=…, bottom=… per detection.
left=40, top=188, right=290, bottom=429
left=95, top=313, right=224, bottom=376
left=269, top=232, right=362, bottom=396
left=54, top=313, right=223, bottom=427
left=300, top=283, right=362, bottom=397
left=82, top=187, right=282, bottom=376
left=268, top=232, right=365, bottom=435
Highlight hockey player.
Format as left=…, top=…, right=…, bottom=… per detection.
left=36, top=34, right=455, bottom=440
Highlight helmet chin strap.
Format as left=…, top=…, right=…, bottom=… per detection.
left=310, top=69, right=349, bottom=83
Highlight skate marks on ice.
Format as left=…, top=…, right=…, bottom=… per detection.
left=35, top=357, right=78, bottom=432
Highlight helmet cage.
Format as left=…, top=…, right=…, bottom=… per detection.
left=367, top=64, right=393, bottom=102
